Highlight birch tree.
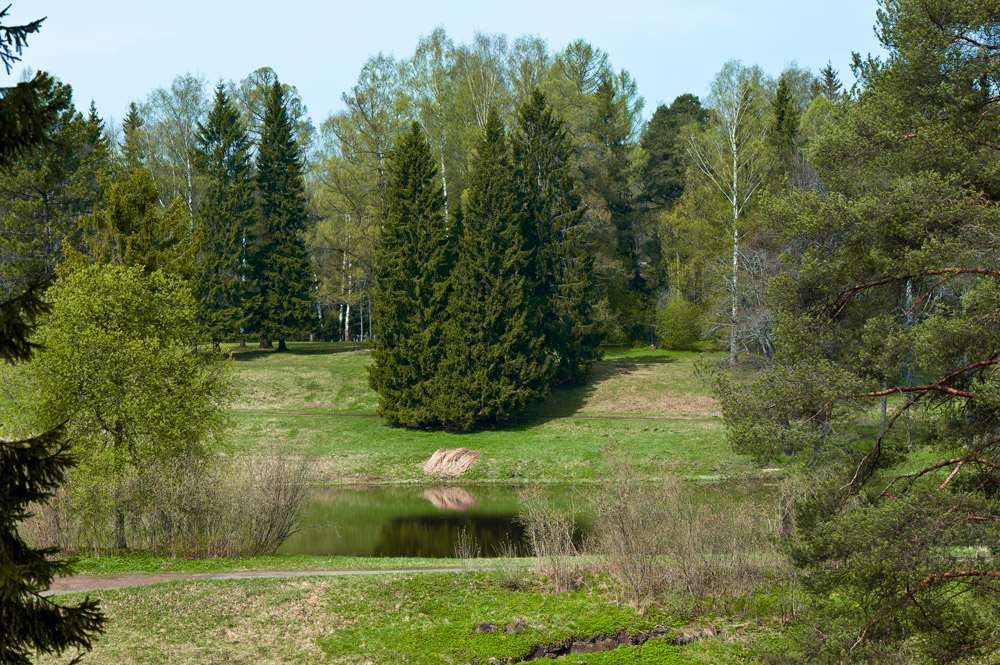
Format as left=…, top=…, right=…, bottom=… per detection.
left=312, top=55, right=405, bottom=339
left=687, top=61, right=770, bottom=366
left=143, top=73, right=209, bottom=213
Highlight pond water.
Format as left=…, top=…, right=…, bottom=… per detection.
left=277, top=482, right=775, bottom=558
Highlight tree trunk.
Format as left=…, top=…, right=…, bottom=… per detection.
left=114, top=507, right=127, bottom=551
left=729, top=222, right=739, bottom=368
left=277, top=339, right=288, bottom=352
left=259, top=337, right=273, bottom=349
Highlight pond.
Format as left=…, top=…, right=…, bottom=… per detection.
left=277, top=482, right=776, bottom=558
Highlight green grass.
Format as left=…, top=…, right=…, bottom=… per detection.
left=220, top=342, right=748, bottom=483
left=42, top=572, right=707, bottom=665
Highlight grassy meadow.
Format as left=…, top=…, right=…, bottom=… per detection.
left=28, top=343, right=786, bottom=664
left=224, top=342, right=756, bottom=483
left=42, top=571, right=769, bottom=665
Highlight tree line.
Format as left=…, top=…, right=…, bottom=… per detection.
left=1, top=28, right=847, bottom=359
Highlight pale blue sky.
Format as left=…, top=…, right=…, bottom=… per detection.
left=11, top=1, right=887, bottom=127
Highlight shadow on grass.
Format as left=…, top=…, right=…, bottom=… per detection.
left=524, top=353, right=679, bottom=419
left=229, top=341, right=371, bottom=362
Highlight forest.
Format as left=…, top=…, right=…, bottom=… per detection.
left=2, top=0, right=1000, bottom=664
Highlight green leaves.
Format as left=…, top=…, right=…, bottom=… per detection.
left=27, top=265, right=230, bottom=547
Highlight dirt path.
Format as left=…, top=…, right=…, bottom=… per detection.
left=44, top=567, right=481, bottom=596
left=239, top=411, right=721, bottom=422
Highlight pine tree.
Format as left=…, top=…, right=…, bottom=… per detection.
left=436, top=108, right=551, bottom=430
left=192, top=84, right=258, bottom=345
left=512, top=90, right=601, bottom=384
left=251, top=79, right=314, bottom=351
left=367, top=122, right=452, bottom=426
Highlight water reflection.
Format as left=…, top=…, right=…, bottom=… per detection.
left=277, top=482, right=773, bottom=558
left=278, top=484, right=588, bottom=558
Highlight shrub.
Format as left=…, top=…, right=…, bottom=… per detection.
left=655, top=297, right=701, bottom=350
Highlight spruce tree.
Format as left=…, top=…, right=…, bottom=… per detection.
left=120, top=101, right=145, bottom=173
left=368, top=122, right=451, bottom=426
left=436, top=108, right=551, bottom=430
left=1, top=292, right=106, bottom=661
left=251, top=79, right=314, bottom=350
left=512, top=90, right=601, bottom=384
left=770, top=73, right=800, bottom=159
left=192, top=84, right=258, bottom=345
left=819, top=61, right=842, bottom=101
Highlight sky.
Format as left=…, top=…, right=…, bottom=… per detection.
left=8, top=1, right=888, bottom=128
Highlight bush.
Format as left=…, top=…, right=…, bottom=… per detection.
left=516, top=486, right=579, bottom=592
left=655, top=297, right=701, bottom=350
left=23, top=449, right=307, bottom=557
left=585, top=446, right=790, bottom=612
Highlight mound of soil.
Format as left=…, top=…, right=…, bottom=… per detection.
left=422, top=448, right=481, bottom=477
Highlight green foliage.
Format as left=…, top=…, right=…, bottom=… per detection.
left=28, top=264, right=230, bottom=550
left=250, top=79, right=315, bottom=349
left=1, top=421, right=106, bottom=664
left=797, top=94, right=834, bottom=145
left=815, top=61, right=842, bottom=102
left=512, top=90, right=602, bottom=384
left=720, top=1, right=1000, bottom=661
left=119, top=102, right=145, bottom=174
left=1, top=286, right=105, bottom=665
left=64, top=167, right=198, bottom=278
left=770, top=73, right=800, bottom=159
left=436, top=108, right=552, bottom=430
left=655, top=297, right=701, bottom=351
left=640, top=94, right=709, bottom=209
left=367, top=122, right=452, bottom=426
left=0, top=52, right=66, bottom=170
left=192, top=84, right=258, bottom=344
left=0, top=76, right=107, bottom=298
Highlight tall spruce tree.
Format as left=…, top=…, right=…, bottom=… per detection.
left=770, top=73, right=800, bottom=160
left=0, top=77, right=106, bottom=299
left=192, top=84, right=257, bottom=345
left=119, top=102, right=145, bottom=173
left=251, top=79, right=314, bottom=350
left=368, top=122, right=452, bottom=426
left=818, top=61, right=842, bottom=101
left=436, top=108, right=551, bottom=430
left=513, top=90, right=601, bottom=384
